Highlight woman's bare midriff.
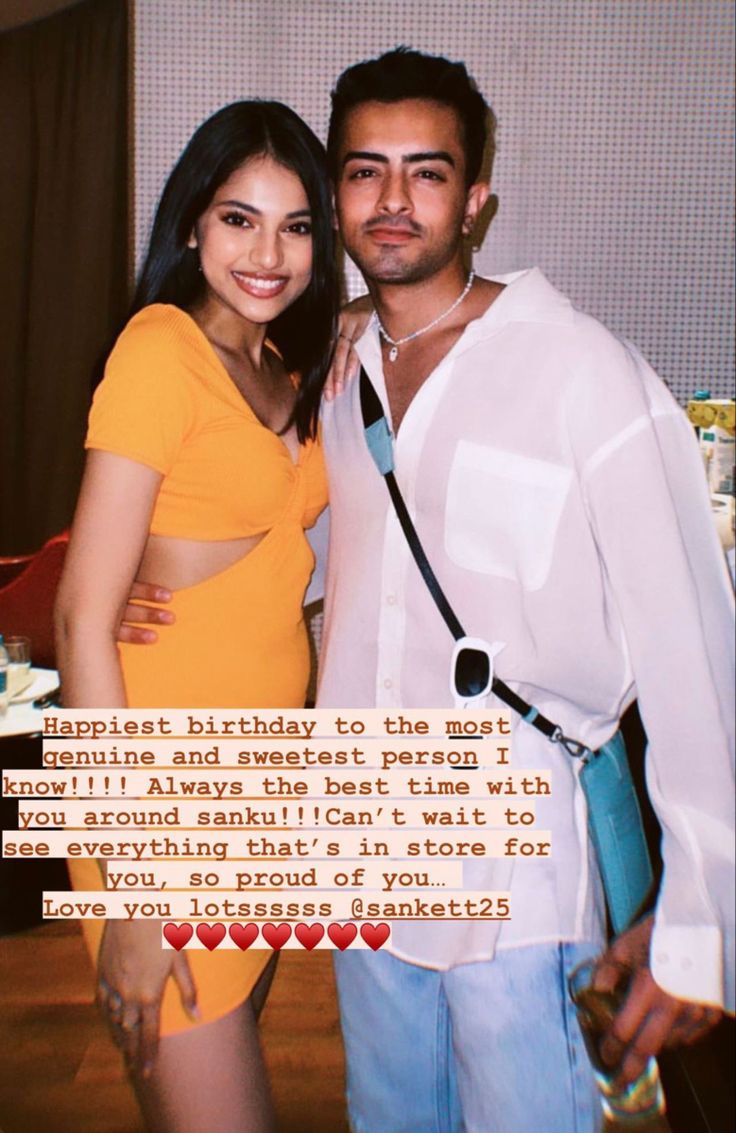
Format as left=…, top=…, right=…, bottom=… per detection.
left=137, top=532, right=269, bottom=591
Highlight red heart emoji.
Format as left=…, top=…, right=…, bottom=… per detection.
left=295, top=922, right=325, bottom=951
left=360, top=923, right=390, bottom=950
left=196, top=923, right=226, bottom=951
left=262, top=922, right=292, bottom=950
left=328, top=922, right=358, bottom=951
left=163, top=922, right=193, bottom=951
left=229, top=923, right=259, bottom=950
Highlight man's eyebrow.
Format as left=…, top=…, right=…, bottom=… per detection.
left=215, top=199, right=311, bottom=219
left=405, top=151, right=455, bottom=167
left=341, top=150, right=456, bottom=168
left=341, top=151, right=388, bottom=167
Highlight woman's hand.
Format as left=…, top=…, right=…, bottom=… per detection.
left=97, top=919, right=199, bottom=1075
left=324, top=294, right=374, bottom=401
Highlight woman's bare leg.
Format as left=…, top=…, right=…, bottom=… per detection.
left=132, top=998, right=275, bottom=1133
left=251, top=953, right=278, bottom=1020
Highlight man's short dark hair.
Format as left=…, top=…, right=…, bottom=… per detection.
left=327, top=47, right=491, bottom=187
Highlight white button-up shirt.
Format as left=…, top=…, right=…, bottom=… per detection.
left=318, top=268, right=735, bottom=1009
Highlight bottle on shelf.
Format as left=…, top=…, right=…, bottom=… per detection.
left=687, top=392, right=736, bottom=495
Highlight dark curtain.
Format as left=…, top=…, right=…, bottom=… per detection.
left=0, top=0, right=128, bottom=553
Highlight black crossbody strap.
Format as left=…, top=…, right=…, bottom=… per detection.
left=359, top=367, right=560, bottom=742
left=384, top=470, right=465, bottom=641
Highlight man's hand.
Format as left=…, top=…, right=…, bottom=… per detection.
left=324, top=294, right=374, bottom=401
left=117, top=581, right=175, bottom=644
left=593, top=915, right=722, bottom=1086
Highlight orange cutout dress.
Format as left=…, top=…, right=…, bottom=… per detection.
left=67, top=303, right=327, bottom=1034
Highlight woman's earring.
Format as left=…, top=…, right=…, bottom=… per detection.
left=187, top=235, right=202, bottom=271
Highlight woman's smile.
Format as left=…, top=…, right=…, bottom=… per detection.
left=231, top=271, right=290, bottom=298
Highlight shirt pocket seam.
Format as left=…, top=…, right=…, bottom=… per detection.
left=443, top=439, right=572, bottom=590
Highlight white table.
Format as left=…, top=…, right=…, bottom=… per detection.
left=0, top=669, right=58, bottom=738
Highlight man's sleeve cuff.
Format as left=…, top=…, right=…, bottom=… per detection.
left=650, top=923, right=724, bottom=1007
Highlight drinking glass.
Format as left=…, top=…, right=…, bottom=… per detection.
left=5, top=635, right=33, bottom=699
left=569, top=957, right=666, bottom=1127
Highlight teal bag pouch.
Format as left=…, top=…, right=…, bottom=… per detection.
left=579, top=730, right=654, bottom=935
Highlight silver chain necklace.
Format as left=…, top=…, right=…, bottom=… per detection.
left=376, top=270, right=476, bottom=362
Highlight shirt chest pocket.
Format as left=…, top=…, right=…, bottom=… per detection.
left=444, top=440, right=572, bottom=591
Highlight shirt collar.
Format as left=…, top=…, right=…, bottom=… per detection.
left=354, top=266, right=575, bottom=368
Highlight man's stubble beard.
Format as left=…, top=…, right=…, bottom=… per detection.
left=347, top=218, right=466, bottom=288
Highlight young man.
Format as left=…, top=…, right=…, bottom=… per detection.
left=315, top=48, right=734, bottom=1133
left=124, top=47, right=733, bottom=1133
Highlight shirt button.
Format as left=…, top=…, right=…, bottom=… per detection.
left=386, top=594, right=397, bottom=605
left=383, top=679, right=393, bottom=689
left=656, top=952, right=669, bottom=964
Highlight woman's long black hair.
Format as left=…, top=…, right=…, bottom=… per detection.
left=133, top=101, right=337, bottom=442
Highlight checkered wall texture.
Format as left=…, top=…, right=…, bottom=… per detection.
left=134, top=0, right=734, bottom=403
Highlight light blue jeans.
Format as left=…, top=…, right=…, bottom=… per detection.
left=333, top=942, right=603, bottom=1133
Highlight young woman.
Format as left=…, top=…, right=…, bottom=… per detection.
left=55, top=100, right=337, bottom=1133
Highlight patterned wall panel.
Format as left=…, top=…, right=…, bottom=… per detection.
left=134, top=0, right=734, bottom=402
